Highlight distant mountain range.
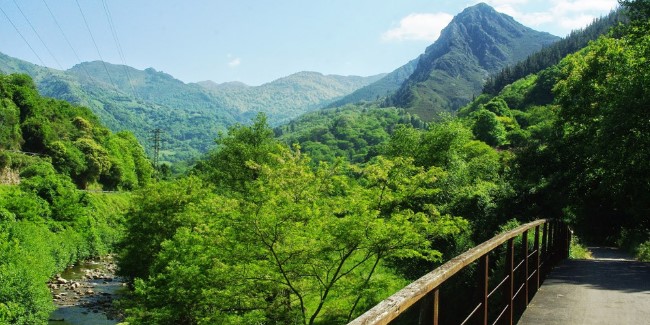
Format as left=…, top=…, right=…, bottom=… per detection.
left=196, top=71, right=385, bottom=124
left=0, top=53, right=381, bottom=163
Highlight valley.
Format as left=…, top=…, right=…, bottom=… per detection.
left=1, top=2, right=649, bottom=325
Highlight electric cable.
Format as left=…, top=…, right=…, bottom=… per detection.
left=12, top=0, right=63, bottom=70
left=41, top=0, right=94, bottom=80
left=74, top=0, right=119, bottom=92
left=101, top=0, right=138, bottom=99
left=0, top=5, right=46, bottom=66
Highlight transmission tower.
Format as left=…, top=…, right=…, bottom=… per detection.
left=150, top=128, right=163, bottom=171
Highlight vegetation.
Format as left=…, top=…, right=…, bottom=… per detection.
left=569, top=237, right=593, bottom=260
left=457, top=1, right=650, bottom=250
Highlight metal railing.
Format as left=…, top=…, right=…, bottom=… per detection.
left=349, top=219, right=570, bottom=325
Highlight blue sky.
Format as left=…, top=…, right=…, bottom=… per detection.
left=0, top=0, right=618, bottom=85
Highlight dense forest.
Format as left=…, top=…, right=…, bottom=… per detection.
left=1, top=1, right=649, bottom=324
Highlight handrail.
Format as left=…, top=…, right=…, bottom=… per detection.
left=349, top=219, right=570, bottom=325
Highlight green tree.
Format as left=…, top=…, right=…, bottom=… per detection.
left=471, top=109, right=507, bottom=147
left=195, top=113, right=283, bottom=194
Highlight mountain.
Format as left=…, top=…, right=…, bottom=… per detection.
left=195, top=71, right=386, bottom=124
left=386, top=3, right=560, bottom=120
left=326, top=58, right=419, bottom=107
left=0, top=54, right=381, bottom=165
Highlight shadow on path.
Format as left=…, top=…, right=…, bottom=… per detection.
left=518, top=247, right=650, bottom=325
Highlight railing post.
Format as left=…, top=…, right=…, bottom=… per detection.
left=533, top=225, right=541, bottom=295
left=480, top=254, right=489, bottom=325
left=562, top=222, right=571, bottom=258
left=506, top=238, right=515, bottom=325
left=549, top=221, right=557, bottom=265
left=433, top=288, right=439, bottom=325
left=541, top=222, right=548, bottom=278
left=522, top=230, right=529, bottom=306
left=418, top=288, right=439, bottom=325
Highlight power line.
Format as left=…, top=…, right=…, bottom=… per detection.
left=41, top=0, right=94, bottom=80
left=74, top=0, right=119, bottom=92
left=0, top=5, right=46, bottom=66
left=101, top=0, right=138, bottom=99
left=11, top=0, right=63, bottom=70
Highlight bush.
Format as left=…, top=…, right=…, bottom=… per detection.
left=636, top=240, right=650, bottom=262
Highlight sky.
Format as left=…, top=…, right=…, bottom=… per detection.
left=0, top=0, right=619, bottom=86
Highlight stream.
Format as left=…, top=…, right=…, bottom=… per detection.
left=47, top=255, right=126, bottom=325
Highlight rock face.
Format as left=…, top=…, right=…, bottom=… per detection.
left=387, top=2, right=559, bottom=120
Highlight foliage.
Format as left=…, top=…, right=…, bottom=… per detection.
left=549, top=23, right=650, bottom=239
left=636, top=240, right=650, bottom=262
left=0, top=72, right=146, bottom=324
left=0, top=73, right=153, bottom=190
left=0, top=180, right=131, bottom=324
left=120, top=118, right=474, bottom=324
left=276, top=104, right=426, bottom=164
left=620, top=0, right=650, bottom=21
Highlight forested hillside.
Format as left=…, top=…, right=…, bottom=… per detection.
left=0, top=73, right=150, bottom=323
left=0, top=55, right=382, bottom=167
left=457, top=0, right=650, bottom=246
left=196, top=71, right=385, bottom=124
left=275, top=104, right=426, bottom=164
left=482, top=9, right=625, bottom=94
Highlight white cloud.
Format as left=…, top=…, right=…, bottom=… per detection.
left=557, top=14, right=597, bottom=30
left=228, top=57, right=241, bottom=67
left=484, top=0, right=618, bottom=35
left=382, top=13, right=454, bottom=42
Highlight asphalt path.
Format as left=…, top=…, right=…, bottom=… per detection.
left=517, top=247, right=650, bottom=325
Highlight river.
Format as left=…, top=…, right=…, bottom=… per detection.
left=47, top=256, right=126, bottom=325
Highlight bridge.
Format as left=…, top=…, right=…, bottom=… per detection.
left=349, top=219, right=650, bottom=325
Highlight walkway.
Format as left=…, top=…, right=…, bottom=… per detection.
left=518, top=247, right=650, bottom=325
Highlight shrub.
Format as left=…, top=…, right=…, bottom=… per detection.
left=636, top=240, right=650, bottom=262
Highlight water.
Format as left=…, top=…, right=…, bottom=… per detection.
left=48, top=257, right=126, bottom=325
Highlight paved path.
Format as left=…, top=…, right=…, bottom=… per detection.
left=518, top=247, right=650, bottom=325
